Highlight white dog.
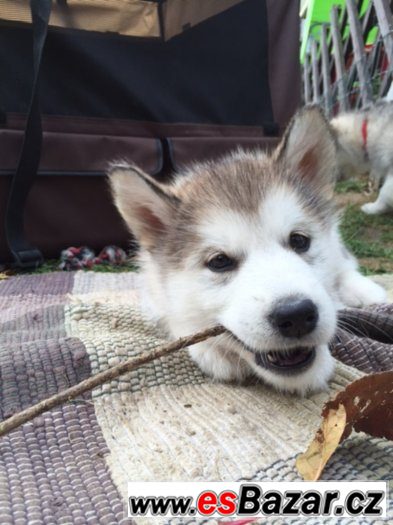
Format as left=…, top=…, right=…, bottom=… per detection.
left=110, top=107, right=386, bottom=395
left=331, top=101, right=393, bottom=215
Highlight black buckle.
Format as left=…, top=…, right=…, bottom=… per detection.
left=11, top=248, right=44, bottom=270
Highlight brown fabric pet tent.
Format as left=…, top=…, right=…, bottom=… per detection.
left=0, top=0, right=301, bottom=267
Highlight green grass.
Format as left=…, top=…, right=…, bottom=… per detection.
left=24, top=259, right=138, bottom=275
left=335, top=179, right=367, bottom=194
left=340, top=204, right=393, bottom=275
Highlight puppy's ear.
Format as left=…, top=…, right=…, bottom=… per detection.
left=109, top=164, right=179, bottom=249
left=276, top=106, right=337, bottom=194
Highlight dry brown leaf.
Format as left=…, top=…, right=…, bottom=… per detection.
left=297, top=371, right=393, bottom=480
left=296, top=403, right=347, bottom=481
left=323, top=371, right=393, bottom=440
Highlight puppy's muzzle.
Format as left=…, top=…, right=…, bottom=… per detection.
left=269, top=297, right=318, bottom=338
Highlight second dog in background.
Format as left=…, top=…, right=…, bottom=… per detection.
left=331, top=100, right=393, bottom=215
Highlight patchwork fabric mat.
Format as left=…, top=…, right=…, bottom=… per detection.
left=0, top=271, right=392, bottom=525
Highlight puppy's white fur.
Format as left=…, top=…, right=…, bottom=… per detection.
left=331, top=101, right=393, bottom=215
left=110, top=107, right=386, bottom=396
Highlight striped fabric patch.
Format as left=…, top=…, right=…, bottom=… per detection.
left=0, top=271, right=392, bottom=524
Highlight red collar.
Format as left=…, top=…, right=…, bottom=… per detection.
left=361, top=117, right=369, bottom=160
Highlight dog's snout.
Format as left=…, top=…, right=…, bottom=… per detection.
left=269, top=298, right=318, bottom=338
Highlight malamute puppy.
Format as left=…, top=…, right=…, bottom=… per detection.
left=331, top=101, right=393, bottom=215
left=110, top=107, right=386, bottom=395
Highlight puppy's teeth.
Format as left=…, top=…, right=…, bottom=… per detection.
left=267, top=353, right=275, bottom=363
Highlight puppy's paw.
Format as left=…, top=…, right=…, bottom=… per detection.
left=339, top=272, right=387, bottom=308
left=189, top=342, right=249, bottom=382
left=361, top=201, right=390, bottom=215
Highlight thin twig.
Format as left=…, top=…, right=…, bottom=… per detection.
left=0, top=325, right=225, bottom=438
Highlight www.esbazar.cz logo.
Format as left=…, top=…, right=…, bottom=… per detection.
left=127, top=481, right=388, bottom=518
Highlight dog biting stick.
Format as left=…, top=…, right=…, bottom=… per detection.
left=0, top=325, right=225, bottom=438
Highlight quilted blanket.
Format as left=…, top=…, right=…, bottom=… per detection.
left=0, top=271, right=392, bottom=524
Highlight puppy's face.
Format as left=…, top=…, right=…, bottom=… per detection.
left=330, top=115, right=368, bottom=178
left=110, top=108, right=340, bottom=394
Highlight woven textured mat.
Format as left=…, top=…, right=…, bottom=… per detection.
left=0, top=271, right=392, bottom=525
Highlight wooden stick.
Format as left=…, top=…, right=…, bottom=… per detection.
left=303, top=53, right=312, bottom=104
left=346, top=0, right=373, bottom=106
left=0, top=325, right=226, bottom=438
left=311, top=39, right=321, bottom=103
left=320, top=24, right=333, bottom=117
left=373, top=0, right=393, bottom=73
left=331, top=5, right=350, bottom=112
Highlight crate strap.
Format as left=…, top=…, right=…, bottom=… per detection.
left=4, top=0, right=52, bottom=268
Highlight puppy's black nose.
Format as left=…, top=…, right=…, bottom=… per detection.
left=269, top=298, right=318, bottom=338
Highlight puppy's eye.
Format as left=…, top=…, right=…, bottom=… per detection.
left=206, top=253, right=237, bottom=272
left=289, top=232, right=311, bottom=253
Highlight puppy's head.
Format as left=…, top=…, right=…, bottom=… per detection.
left=330, top=112, right=367, bottom=178
left=110, top=107, right=340, bottom=394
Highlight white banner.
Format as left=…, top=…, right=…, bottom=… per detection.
left=127, top=481, right=388, bottom=518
